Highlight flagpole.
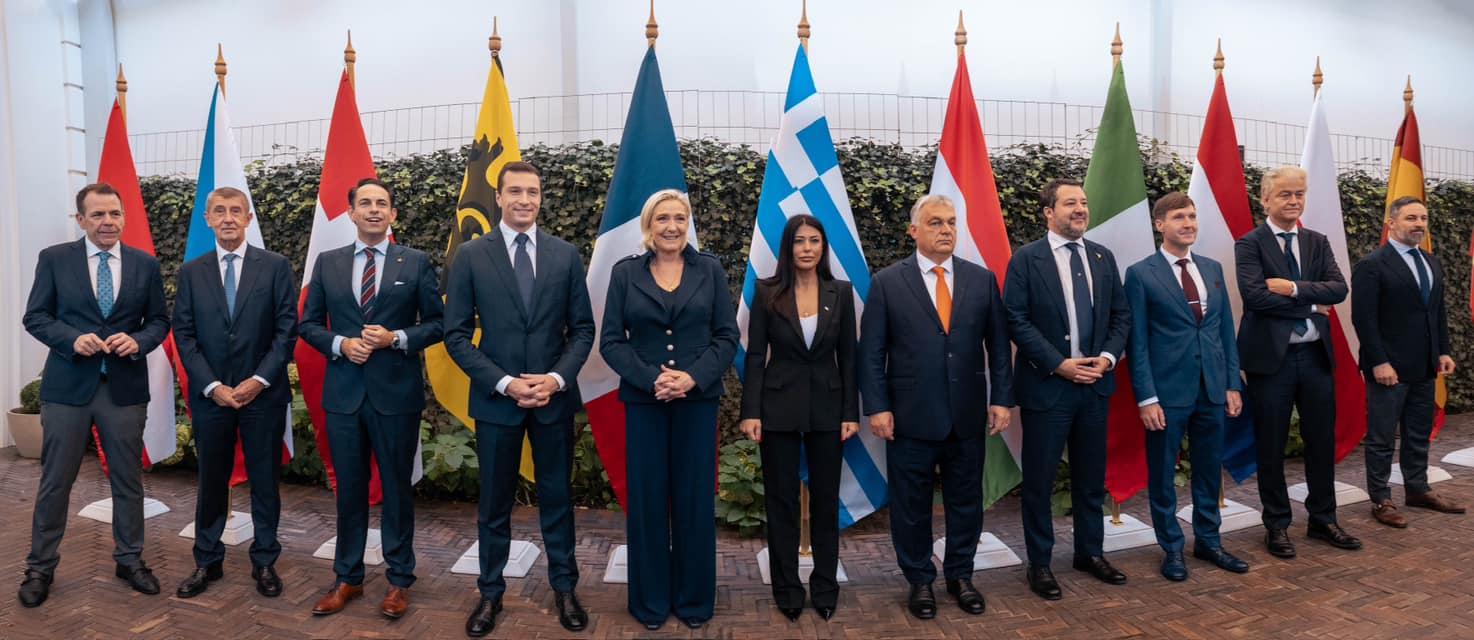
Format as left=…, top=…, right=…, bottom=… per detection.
left=213, top=43, right=236, bottom=512
left=1108, top=22, right=1125, bottom=527
left=215, top=44, right=228, bottom=98
left=646, top=1, right=657, bottom=47
left=791, top=0, right=815, bottom=559
left=1404, top=75, right=1414, bottom=115
left=797, top=0, right=809, bottom=52
left=1312, top=57, right=1323, bottom=98
left=116, top=65, right=128, bottom=122
left=345, top=30, right=356, bottom=88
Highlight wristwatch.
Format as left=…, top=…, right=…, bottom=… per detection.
left=391, top=334, right=401, bottom=349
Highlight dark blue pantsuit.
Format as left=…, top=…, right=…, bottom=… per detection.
left=325, top=408, right=420, bottom=588
left=1020, top=385, right=1108, bottom=566
left=1145, top=382, right=1224, bottom=552
left=474, top=415, right=579, bottom=599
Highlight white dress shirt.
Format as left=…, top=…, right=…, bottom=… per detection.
left=85, top=238, right=122, bottom=304
left=494, top=222, right=566, bottom=396
left=1265, top=220, right=1319, bottom=343
left=1046, top=231, right=1116, bottom=367
left=331, top=237, right=409, bottom=358
left=202, top=243, right=271, bottom=399
left=916, top=251, right=954, bottom=310
left=1387, top=236, right=1429, bottom=290
left=1139, top=247, right=1210, bottom=407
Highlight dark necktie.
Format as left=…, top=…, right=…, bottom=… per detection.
left=360, top=247, right=378, bottom=320
left=1279, top=232, right=1308, bottom=336
left=1409, top=248, right=1431, bottom=304
left=514, top=233, right=534, bottom=311
left=1065, top=243, right=1094, bottom=351
left=1176, top=258, right=1203, bottom=322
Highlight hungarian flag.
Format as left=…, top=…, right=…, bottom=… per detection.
left=182, top=83, right=294, bottom=484
left=927, top=51, right=1020, bottom=508
left=1384, top=108, right=1444, bottom=438
left=423, top=44, right=538, bottom=481
left=1185, top=72, right=1259, bottom=482
left=1297, top=90, right=1367, bottom=462
left=97, top=98, right=178, bottom=469
left=1083, top=59, right=1155, bottom=503
left=579, top=44, right=689, bottom=509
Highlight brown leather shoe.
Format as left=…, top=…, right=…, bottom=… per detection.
left=311, top=583, right=363, bottom=615
left=1371, top=499, right=1408, bottom=528
left=1408, top=491, right=1466, bottom=513
left=380, top=586, right=409, bottom=619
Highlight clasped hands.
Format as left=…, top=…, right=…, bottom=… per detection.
left=1055, top=357, right=1110, bottom=384
left=209, top=377, right=265, bottom=409
left=653, top=365, right=695, bottom=403
left=506, top=374, right=561, bottom=409
left=341, top=324, right=397, bottom=365
left=73, top=332, right=139, bottom=358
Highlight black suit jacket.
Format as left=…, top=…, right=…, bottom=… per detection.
left=858, top=255, right=1014, bottom=441
left=444, top=229, right=595, bottom=425
left=1351, top=243, right=1450, bottom=383
left=299, top=243, right=445, bottom=415
left=1003, top=236, right=1131, bottom=412
left=23, top=239, right=169, bottom=406
left=600, top=246, right=740, bottom=404
left=172, top=245, right=299, bottom=407
left=739, top=278, right=859, bottom=432
left=1234, top=224, right=1347, bottom=375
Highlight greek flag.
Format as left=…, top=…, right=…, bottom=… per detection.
left=737, top=44, right=886, bottom=528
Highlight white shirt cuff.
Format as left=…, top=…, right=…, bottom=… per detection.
left=253, top=375, right=270, bottom=388
left=203, top=381, right=222, bottom=399
left=496, top=375, right=515, bottom=396
left=549, top=372, right=566, bottom=391
left=1137, top=396, right=1159, bottom=408
left=1100, top=352, right=1117, bottom=369
left=395, top=329, right=409, bottom=351
left=1291, top=281, right=1299, bottom=297
left=331, top=335, right=344, bottom=357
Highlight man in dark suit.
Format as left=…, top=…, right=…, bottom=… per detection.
left=444, top=161, right=596, bottom=636
left=1126, top=192, right=1250, bottom=582
left=858, top=194, right=1013, bottom=620
left=1236, top=166, right=1359, bottom=558
left=299, top=179, right=444, bottom=618
left=1352, top=196, right=1463, bottom=528
left=18, top=183, right=170, bottom=607
left=171, top=186, right=298, bottom=600
left=1004, top=179, right=1131, bottom=600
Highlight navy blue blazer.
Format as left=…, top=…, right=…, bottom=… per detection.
left=1234, top=224, right=1346, bottom=375
left=1003, top=236, right=1132, bottom=412
left=1351, top=243, right=1450, bottom=383
left=857, top=254, right=1014, bottom=441
left=599, top=246, right=740, bottom=404
left=23, top=239, right=169, bottom=406
left=299, top=242, right=445, bottom=415
left=1125, top=251, right=1241, bottom=408
left=172, top=245, right=299, bottom=407
left=443, top=230, right=595, bottom=425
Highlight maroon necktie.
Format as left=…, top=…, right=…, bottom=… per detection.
left=360, top=247, right=378, bottom=319
left=1176, top=258, right=1203, bottom=322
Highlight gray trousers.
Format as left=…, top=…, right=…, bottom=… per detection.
left=26, top=383, right=147, bottom=576
left=1364, top=378, right=1437, bottom=503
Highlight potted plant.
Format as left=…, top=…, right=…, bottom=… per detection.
left=7, top=376, right=43, bottom=458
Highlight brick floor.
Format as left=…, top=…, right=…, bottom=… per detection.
left=3, top=417, right=1474, bottom=639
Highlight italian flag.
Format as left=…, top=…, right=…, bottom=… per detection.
left=1082, top=60, right=1155, bottom=504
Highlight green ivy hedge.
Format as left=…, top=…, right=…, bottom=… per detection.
left=137, top=138, right=1474, bottom=533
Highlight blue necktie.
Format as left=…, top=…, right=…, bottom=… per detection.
left=1409, top=248, right=1431, bottom=305
left=514, top=233, right=534, bottom=311
left=1279, top=232, right=1308, bottom=336
left=97, top=252, right=114, bottom=374
left=223, top=253, right=238, bottom=321
left=1064, top=243, right=1094, bottom=351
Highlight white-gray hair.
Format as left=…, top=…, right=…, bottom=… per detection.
left=909, top=193, right=956, bottom=225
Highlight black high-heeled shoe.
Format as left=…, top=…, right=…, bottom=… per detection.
left=814, top=604, right=836, bottom=621
left=779, top=606, right=803, bottom=621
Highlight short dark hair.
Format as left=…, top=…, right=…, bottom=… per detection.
left=348, top=177, right=395, bottom=210
left=1151, top=191, right=1195, bottom=221
left=1388, top=195, right=1425, bottom=219
left=1040, top=178, right=1085, bottom=209
left=75, top=183, right=121, bottom=215
left=496, top=161, right=541, bottom=190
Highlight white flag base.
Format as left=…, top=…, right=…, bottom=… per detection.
left=1100, top=514, right=1157, bottom=552
left=78, top=497, right=170, bottom=523
left=932, top=532, right=1021, bottom=570
left=1389, top=465, right=1453, bottom=485
left=1176, top=499, right=1262, bottom=533
left=313, top=529, right=384, bottom=566
left=179, top=511, right=254, bottom=546
left=755, top=547, right=850, bottom=585
left=603, top=544, right=630, bottom=583
left=1288, top=481, right=1369, bottom=506
left=450, top=540, right=540, bottom=577
left=1441, top=448, right=1474, bottom=468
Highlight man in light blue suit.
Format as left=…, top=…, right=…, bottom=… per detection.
left=1124, top=191, right=1249, bottom=582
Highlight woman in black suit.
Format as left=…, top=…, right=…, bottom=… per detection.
left=599, top=189, right=739, bottom=631
left=740, top=214, right=859, bottom=622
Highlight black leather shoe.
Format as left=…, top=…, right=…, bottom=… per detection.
left=1160, top=552, right=1188, bottom=582
left=945, top=578, right=986, bottom=615
left=17, top=569, right=51, bottom=608
left=681, top=617, right=707, bottom=629
left=1307, top=523, right=1362, bottom=550
left=1026, top=565, right=1062, bottom=600
left=642, top=620, right=664, bottom=631
left=1073, top=555, right=1128, bottom=585
left=1265, top=527, right=1297, bottom=558
left=175, top=563, right=223, bottom=598
left=554, top=591, right=588, bottom=632
left=251, top=565, right=282, bottom=598
left=465, top=597, right=502, bottom=637
left=115, top=563, right=160, bottom=595
left=814, top=604, right=835, bottom=620
left=779, top=606, right=803, bottom=621
left=1193, top=545, right=1250, bottom=573
left=907, top=583, right=937, bottom=620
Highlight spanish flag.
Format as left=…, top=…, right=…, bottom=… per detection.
left=424, top=38, right=537, bottom=479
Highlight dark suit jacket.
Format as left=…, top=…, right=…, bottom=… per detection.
left=444, top=230, right=595, bottom=425
left=23, top=239, right=169, bottom=406
left=299, top=243, right=445, bottom=415
left=1234, top=224, right=1347, bottom=375
left=1351, top=243, right=1450, bottom=383
left=1125, top=251, right=1241, bottom=408
left=1003, top=236, right=1132, bottom=412
left=739, top=278, right=859, bottom=432
left=857, top=255, right=1014, bottom=441
left=600, top=246, right=740, bottom=404
left=172, top=245, right=299, bottom=407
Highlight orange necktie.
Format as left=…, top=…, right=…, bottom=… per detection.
left=932, top=265, right=952, bottom=333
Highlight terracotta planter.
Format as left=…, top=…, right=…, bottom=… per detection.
left=7, top=408, right=42, bottom=458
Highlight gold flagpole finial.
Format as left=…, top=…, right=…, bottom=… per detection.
left=646, top=1, right=659, bottom=46
left=1213, top=38, right=1224, bottom=77
left=1111, top=22, right=1122, bottom=67
left=490, top=17, right=502, bottom=58
left=215, top=43, right=228, bottom=97
left=116, top=64, right=128, bottom=122
left=1404, top=75, right=1414, bottom=114
left=955, top=11, right=967, bottom=54
left=345, top=30, right=357, bottom=88
left=797, top=0, right=810, bottom=51
left=1312, top=56, right=1323, bottom=97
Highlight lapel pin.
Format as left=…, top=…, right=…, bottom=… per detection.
left=396, top=257, right=404, bottom=263
left=823, top=306, right=830, bottom=311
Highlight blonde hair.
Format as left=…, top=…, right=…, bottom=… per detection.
left=639, top=189, right=692, bottom=251
left=909, top=193, right=955, bottom=225
left=1259, top=166, right=1308, bottom=201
